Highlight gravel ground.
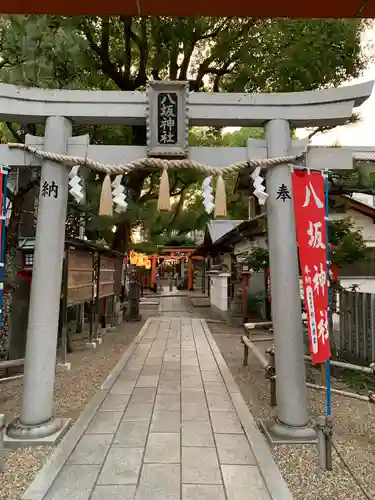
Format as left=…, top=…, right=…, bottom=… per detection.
left=211, top=323, right=375, bottom=500
left=0, top=318, right=146, bottom=500
left=2, top=302, right=374, bottom=500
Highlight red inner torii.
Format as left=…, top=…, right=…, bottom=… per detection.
left=149, top=248, right=202, bottom=292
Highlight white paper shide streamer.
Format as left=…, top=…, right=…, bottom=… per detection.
left=251, top=167, right=268, bottom=205
left=68, top=165, right=84, bottom=203
left=111, top=175, right=128, bottom=213
left=202, top=176, right=214, bottom=214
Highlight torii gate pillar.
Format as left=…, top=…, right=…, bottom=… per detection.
left=262, top=119, right=316, bottom=443
left=7, top=116, right=72, bottom=441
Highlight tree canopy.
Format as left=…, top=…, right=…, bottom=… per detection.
left=0, top=15, right=372, bottom=357
left=0, top=17, right=367, bottom=92
left=0, top=15, right=370, bottom=251
left=247, top=217, right=368, bottom=272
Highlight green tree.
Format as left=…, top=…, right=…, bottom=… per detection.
left=222, top=128, right=264, bottom=146
left=247, top=217, right=368, bottom=272
left=328, top=218, right=368, bottom=267
left=0, top=16, right=368, bottom=247
left=0, top=17, right=367, bottom=92
left=0, top=15, right=370, bottom=357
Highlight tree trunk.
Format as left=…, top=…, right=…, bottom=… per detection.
left=0, top=167, right=38, bottom=359
left=0, top=290, right=12, bottom=359
left=0, top=250, right=17, bottom=360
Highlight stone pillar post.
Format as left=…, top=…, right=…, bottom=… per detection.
left=187, top=257, right=194, bottom=291
left=210, top=272, right=230, bottom=312
left=261, top=119, right=316, bottom=443
left=181, top=260, right=185, bottom=279
left=151, top=255, right=157, bottom=291
left=7, top=116, right=72, bottom=439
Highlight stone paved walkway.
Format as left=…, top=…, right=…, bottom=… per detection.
left=22, top=316, right=293, bottom=500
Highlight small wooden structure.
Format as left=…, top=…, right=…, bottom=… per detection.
left=339, top=289, right=375, bottom=365
left=60, top=238, right=123, bottom=360
left=66, top=241, right=118, bottom=307
left=7, top=237, right=124, bottom=366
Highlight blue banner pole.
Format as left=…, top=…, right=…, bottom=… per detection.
left=0, top=168, right=8, bottom=326
left=324, top=171, right=332, bottom=418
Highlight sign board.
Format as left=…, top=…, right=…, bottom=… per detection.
left=147, top=81, right=189, bottom=158
left=67, top=249, right=94, bottom=305
left=99, top=256, right=116, bottom=298
left=292, top=171, right=330, bottom=364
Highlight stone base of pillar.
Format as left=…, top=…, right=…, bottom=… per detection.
left=260, top=418, right=317, bottom=445
left=126, top=315, right=142, bottom=322
left=85, top=342, right=97, bottom=349
left=5, top=417, right=71, bottom=447
left=56, top=362, right=71, bottom=373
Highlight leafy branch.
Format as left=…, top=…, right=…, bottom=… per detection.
left=307, top=112, right=360, bottom=140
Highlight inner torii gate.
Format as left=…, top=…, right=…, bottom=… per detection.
left=1, top=81, right=373, bottom=446
left=149, top=248, right=198, bottom=292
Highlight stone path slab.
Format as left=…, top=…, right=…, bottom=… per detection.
left=22, top=317, right=293, bottom=500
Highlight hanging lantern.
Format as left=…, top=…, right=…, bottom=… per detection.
left=137, top=253, right=148, bottom=267
left=130, top=251, right=137, bottom=265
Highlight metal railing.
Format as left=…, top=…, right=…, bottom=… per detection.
left=241, top=323, right=375, bottom=405
left=0, top=414, right=5, bottom=472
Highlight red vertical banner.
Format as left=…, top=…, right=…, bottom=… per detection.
left=291, top=171, right=330, bottom=364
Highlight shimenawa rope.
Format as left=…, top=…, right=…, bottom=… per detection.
left=8, top=142, right=307, bottom=217
left=8, top=143, right=306, bottom=175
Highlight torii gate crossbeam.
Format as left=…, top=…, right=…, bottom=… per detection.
left=0, top=81, right=370, bottom=127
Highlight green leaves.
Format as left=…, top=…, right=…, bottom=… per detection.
left=222, top=19, right=366, bottom=93
left=0, top=16, right=367, bottom=94
left=247, top=217, right=368, bottom=273
left=328, top=217, right=367, bottom=267
left=247, top=247, right=269, bottom=272
left=0, top=16, right=369, bottom=251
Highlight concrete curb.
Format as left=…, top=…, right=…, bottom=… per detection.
left=22, top=318, right=153, bottom=500
left=201, top=319, right=294, bottom=500
left=21, top=391, right=107, bottom=500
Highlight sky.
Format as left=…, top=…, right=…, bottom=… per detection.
left=296, top=23, right=375, bottom=147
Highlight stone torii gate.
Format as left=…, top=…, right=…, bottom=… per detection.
left=1, top=80, right=372, bottom=445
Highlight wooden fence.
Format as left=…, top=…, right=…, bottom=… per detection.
left=339, top=290, right=375, bottom=364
